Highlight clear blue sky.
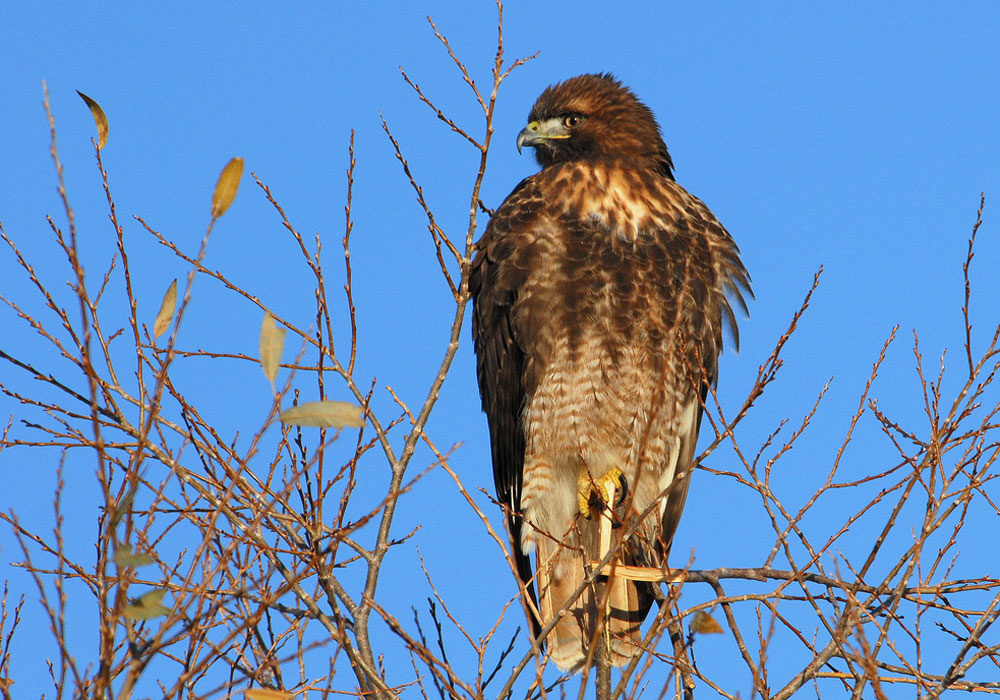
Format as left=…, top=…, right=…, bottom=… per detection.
left=2, top=2, right=998, bottom=697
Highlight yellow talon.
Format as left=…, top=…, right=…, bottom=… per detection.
left=577, top=467, right=626, bottom=519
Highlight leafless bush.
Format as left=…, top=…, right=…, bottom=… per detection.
left=0, top=4, right=997, bottom=699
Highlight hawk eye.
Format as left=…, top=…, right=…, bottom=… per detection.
left=563, top=114, right=583, bottom=128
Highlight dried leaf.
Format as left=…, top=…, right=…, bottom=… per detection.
left=690, top=610, right=723, bottom=635
left=76, top=90, right=108, bottom=149
left=114, top=544, right=155, bottom=568
left=110, top=479, right=139, bottom=529
left=280, top=401, right=364, bottom=429
left=211, top=157, right=244, bottom=218
left=245, top=690, right=293, bottom=700
left=153, top=279, right=178, bottom=339
left=123, top=589, right=170, bottom=620
left=259, top=312, right=286, bottom=385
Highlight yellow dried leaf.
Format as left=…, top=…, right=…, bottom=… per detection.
left=211, top=157, right=244, bottom=218
left=259, top=312, right=286, bottom=385
left=245, top=690, right=293, bottom=700
left=153, top=279, right=178, bottom=339
left=114, top=544, right=155, bottom=568
left=123, top=589, right=170, bottom=620
left=76, top=90, right=108, bottom=149
left=280, top=401, right=364, bottom=429
left=690, top=610, right=723, bottom=635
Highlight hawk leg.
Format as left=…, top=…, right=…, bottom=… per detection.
left=577, top=467, right=628, bottom=519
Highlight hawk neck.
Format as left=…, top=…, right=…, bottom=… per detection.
left=537, top=158, right=686, bottom=242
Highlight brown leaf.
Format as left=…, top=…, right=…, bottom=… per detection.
left=211, top=157, right=244, bottom=218
left=76, top=90, right=108, bottom=149
left=259, top=312, right=286, bottom=385
left=245, top=690, right=293, bottom=700
left=690, top=610, right=723, bottom=635
left=280, top=401, right=364, bottom=429
left=153, top=279, right=178, bottom=339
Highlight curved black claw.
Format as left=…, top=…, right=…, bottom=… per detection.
left=614, top=471, right=629, bottom=507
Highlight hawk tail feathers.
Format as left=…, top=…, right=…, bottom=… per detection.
left=533, top=536, right=652, bottom=670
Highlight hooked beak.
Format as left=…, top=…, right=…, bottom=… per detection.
left=516, top=118, right=571, bottom=154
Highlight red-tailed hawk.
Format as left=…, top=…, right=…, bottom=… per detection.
left=471, top=74, right=749, bottom=670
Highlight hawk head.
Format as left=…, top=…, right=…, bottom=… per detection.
left=516, top=73, right=674, bottom=178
